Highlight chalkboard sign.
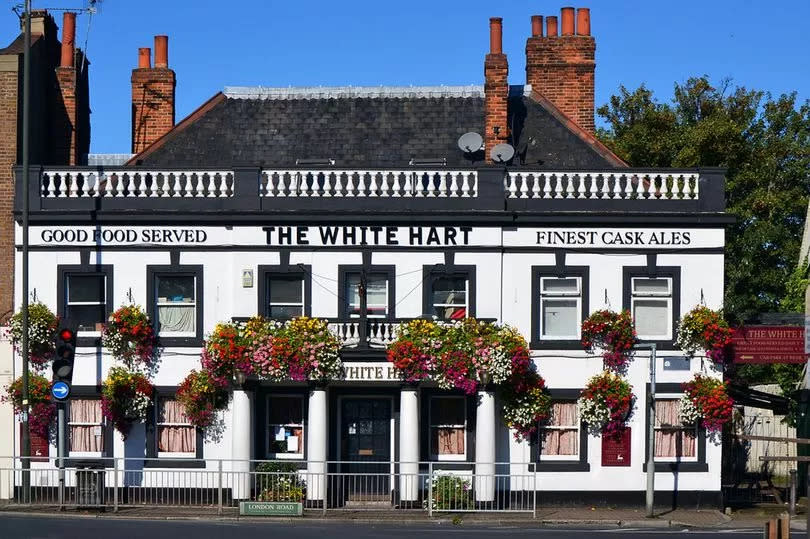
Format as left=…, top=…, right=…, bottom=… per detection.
left=601, top=427, right=631, bottom=467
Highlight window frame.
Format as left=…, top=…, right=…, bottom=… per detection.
left=57, top=264, right=114, bottom=347
left=266, top=394, right=306, bottom=460
left=643, top=383, right=707, bottom=473
left=421, top=265, right=476, bottom=320
left=652, top=393, right=699, bottom=464
left=257, top=265, right=312, bottom=319
left=337, top=265, right=396, bottom=319
left=532, top=388, right=590, bottom=471
left=623, top=266, right=681, bottom=348
left=146, top=265, right=204, bottom=347
left=429, top=395, right=468, bottom=461
left=155, top=396, right=198, bottom=459
left=62, top=388, right=114, bottom=465
left=531, top=266, right=589, bottom=349
left=145, top=386, right=204, bottom=468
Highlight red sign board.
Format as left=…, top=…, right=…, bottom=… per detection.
left=601, top=427, right=631, bottom=467
left=731, top=325, right=806, bottom=364
left=19, top=424, right=49, bottom=462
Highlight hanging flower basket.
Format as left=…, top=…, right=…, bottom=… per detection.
left=282, top=317, right=342, bottom=381
left=201, top=322, right=251, bottom=380
left=101, top=366, right=154, bottom=438
left=578, top=371, right=635, bottom=437
left=581, top=309, right=636, bottom=371
left=680, top=374, right=733, bottom=433
left=7, top=302, right=58, bottom=371
left=3, top=373, right=56, bottom=439
left=500, top=355, right=553, bottom=442
left=386, top=319, right=440, bottom=383
left=102, top=304, right=158, bottom=370
left=175, top=369, right=230, bottom=429
left=676, top=306, right=733, bottom=364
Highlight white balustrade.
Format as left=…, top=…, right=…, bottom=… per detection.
left=504, top=171, right=700, bottom=200
left=260, top=170, right=478, bottom=198
left=40, top=170, right=234, bottom=198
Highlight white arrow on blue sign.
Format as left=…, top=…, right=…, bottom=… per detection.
left=51, top=381, right=70, bottom=400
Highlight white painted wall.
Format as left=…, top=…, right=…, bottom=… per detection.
left=0, top=327, right=13, bottom=499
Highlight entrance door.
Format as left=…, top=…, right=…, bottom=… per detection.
left=341, top=398, right=391, bottom=500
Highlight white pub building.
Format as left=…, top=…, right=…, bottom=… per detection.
left=11, top=9, right=730, bottom=508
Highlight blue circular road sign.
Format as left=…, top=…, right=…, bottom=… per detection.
left=51, top=381, right=70, bottom=400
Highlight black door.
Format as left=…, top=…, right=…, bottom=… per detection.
left=341, top=398, right=391, bottom=499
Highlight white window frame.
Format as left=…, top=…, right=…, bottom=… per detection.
left=429, top=396, right=467, bottom=461
left=631, top=277, right=673, bottom=340
left=156, top=397, right=196, bottom=459
left=431, top=276, right=469, bottom=320
left=539, top=276, right=582, bottom=340
left=653, top=393, right=698, bottom=463
left=538, top=400, right=580, bottom=461
left=67, top=398, right=105, bottom=458
left=66, top=274, right=107, bottom=337
left=155, top=274, right=197, bottom=338
left=268, top=276, right=305, bottom=319
left=266, top=395, right=305, bottom=460
left=347, top=273, right=389, bottom=319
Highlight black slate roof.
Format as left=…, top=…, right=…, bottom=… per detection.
left=134, top=86, right=624, bottom=169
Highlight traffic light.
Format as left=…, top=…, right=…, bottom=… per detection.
left=52, top=325, right=77, bottom=384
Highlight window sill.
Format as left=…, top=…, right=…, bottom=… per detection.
left=535, top=461, right=590, bottom=472
left=143, top=459, right=206, bottom=469
left=64, top=457, right=113, bottom=468
left=156, top=337, right=203, bottom=348
left=643, top=462, right=708, bottom=473
left=76, top=337, right=103, bottom=348
left=530, top=340, right=583, bottom=350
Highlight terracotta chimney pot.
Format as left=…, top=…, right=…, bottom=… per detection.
left=546, top=16, right=558, bottom=37
left=489, top=17, right=503, bottom=54
left=561, top=7, right=575, bottom=35
left=577, top=8, right=591, bottom=36
left=60, top=12, right=76, bottom=68
left=138, top=47, right=151, bottom=69
left=154, top=35, right=168, bottom=68
left=531, top=15, right=543, bottom=37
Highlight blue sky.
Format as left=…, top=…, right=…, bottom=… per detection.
left=3, top=1, right=809, bottom=154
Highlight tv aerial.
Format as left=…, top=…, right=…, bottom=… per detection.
left=457, top=132, right=483, bottom=154
left=490, top=143, right=515, bottom=164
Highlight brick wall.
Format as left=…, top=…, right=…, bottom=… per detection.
left=0, top=65, right=19, bottom=322
left=484, top=52, right=509, bottom=162
left=131, top=67, right=175, bottom=154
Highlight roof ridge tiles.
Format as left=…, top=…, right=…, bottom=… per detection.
left=222, top=85, right=526, bottom=100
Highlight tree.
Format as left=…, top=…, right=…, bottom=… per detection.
left=597, top=77, right=810, bottom=323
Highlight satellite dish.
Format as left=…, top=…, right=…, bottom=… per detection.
left=457, top=132, right=484, bottom=153
left=490, top=143, right=515, bottom=163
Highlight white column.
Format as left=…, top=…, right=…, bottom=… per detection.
left=306, top=387, right=327, bottom=502
left=231, top=388, right=253, bottom=500
left=474, top=389, right=496, bottom=503
left=399, top=386, right=419, bottom=502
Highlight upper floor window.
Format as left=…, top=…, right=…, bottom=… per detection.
left=631, top=277, right=672, bottom=340
left=339, top=266, right=395, bottom=319
left=531, top=266, right=589, bottom=347
left=58, top=265, right=113, bottom=338
left=267, top=275, right=305, bottom=318
left=147, top=265, right=204, bottom=345
left=423, top=266, right=476, bottom=320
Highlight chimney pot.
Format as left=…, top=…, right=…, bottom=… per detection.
left=561, top=7, right=575, bottom=35
left=531, top=15, right=543, bottom=37
left=60, top=12, right=76, bottom=68
left=154, top=35, right=169, bottom=68
left=138, top=47, right=151, bottom=69
left=576, top=8, right=591, bottom=36
left=489, top=17, right=503, bottom=54
left=546, top=16, right=558, bottom=37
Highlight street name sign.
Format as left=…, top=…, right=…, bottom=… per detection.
left=239, top=501, right=303, bottom=516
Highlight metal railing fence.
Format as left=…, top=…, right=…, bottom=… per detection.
left=0, top=458, right=537, bottom=517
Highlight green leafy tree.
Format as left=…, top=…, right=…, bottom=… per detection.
left=597, top=78, right=810, bottom=415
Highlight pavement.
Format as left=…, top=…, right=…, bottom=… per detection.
left=0, top=502, right=805, bottom=530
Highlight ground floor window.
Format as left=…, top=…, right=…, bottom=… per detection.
left=267, top=395, right=304, bottom=458
left=654, top=398, right=697, bottom=460
left=429, top=396, right=466, bottom=461
left=157, top=398, right=197, bottom=457
left=539, top=400, right=579, bottom=459
left=69, top=398, right=104, bottom=455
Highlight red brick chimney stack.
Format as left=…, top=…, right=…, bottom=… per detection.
left=484, top=17, right=509, bottom=163
left=526, top=6, right=595, bottom=133
left=54, top=12, right=79, bottom=165
left=131, top=36, right=176, bottom=154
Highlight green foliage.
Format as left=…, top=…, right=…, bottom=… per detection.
left=597, top=77, right=810, bottom=323
left=780, top=258, right=809, bottom=312
left=426, top=475, right=473, bottom=511
left=254, top=461, right=306, bottom=502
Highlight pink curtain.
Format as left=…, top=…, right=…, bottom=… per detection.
left=654, top=400, right=696, bottom=458
left=541, top=402, right=579, bottom=456
left=69, top=399, right=103, bottom=452
left=436, top=427, right=465, bottom=455
left=158, top=399, right=196, bottom=453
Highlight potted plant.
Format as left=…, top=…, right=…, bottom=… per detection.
left=101, top=366, right=154, bottom=438
left=6, top=302, right=58, bottom=371
left=578, top=371, right=635, bottom=437
left=425, top=474, right=473, bottom=511
left=254, top=461, right=307, bottom=503
left=581, top=309, right=637, bottom=371
left=680, top=373, right=733, bottom=433
left=676, top=305, right=733, bottom=364
left=3, top=373, right=56, bottom=440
